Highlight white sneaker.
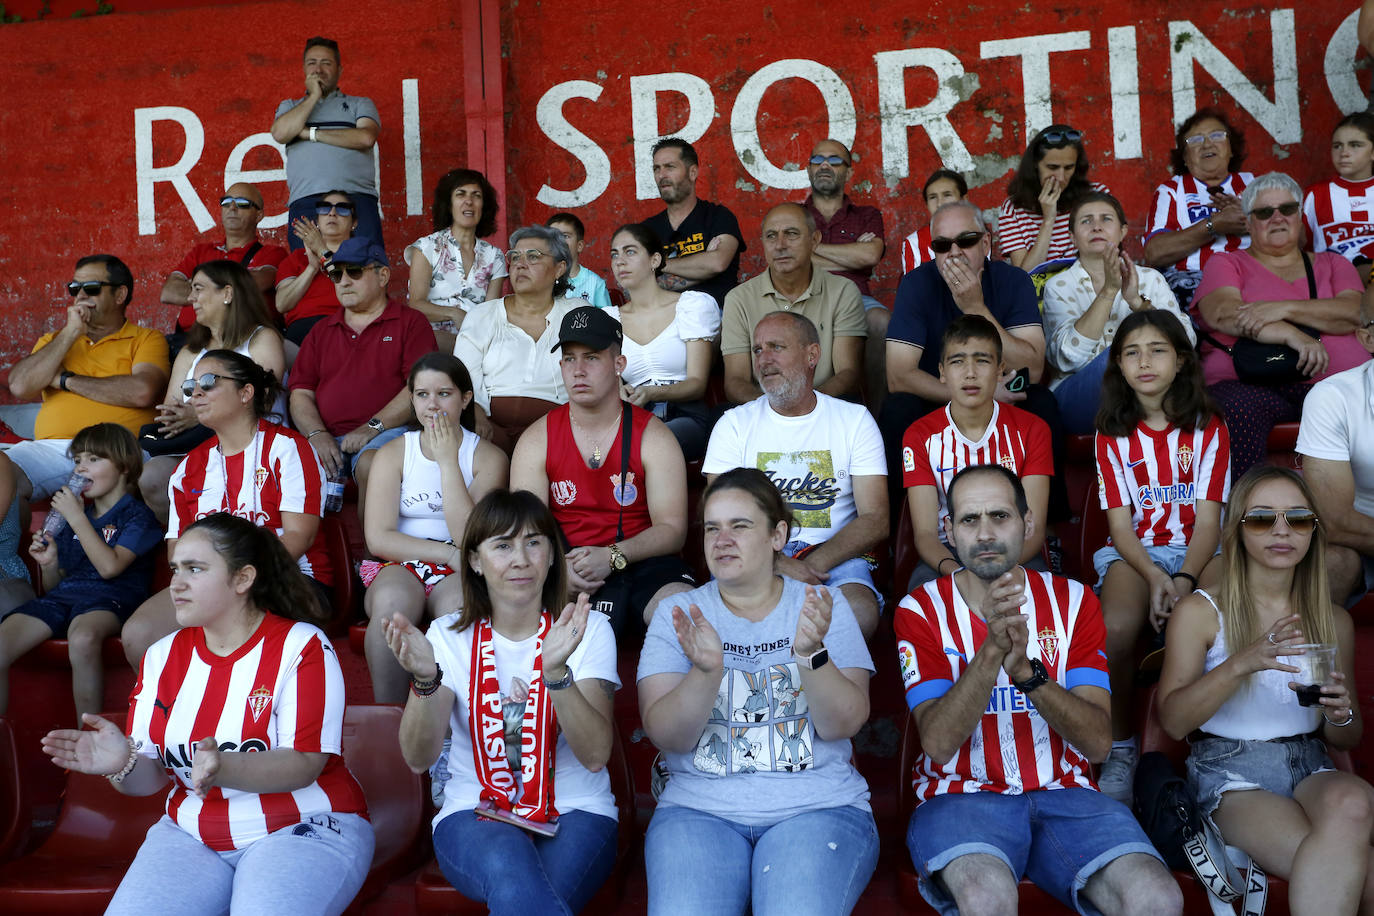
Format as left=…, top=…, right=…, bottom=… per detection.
left=1097, top=742, right=1138, bottom=806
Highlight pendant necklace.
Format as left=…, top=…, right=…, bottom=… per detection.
left=569, top=411, right=619, bottom=469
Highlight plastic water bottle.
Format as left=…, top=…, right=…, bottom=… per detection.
left=323, top=470, right=346, bottom=513
left=41, top=472, right=90, bottom=535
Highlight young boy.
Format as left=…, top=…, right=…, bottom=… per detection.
left=901, top=314, right=1053, bottom=587
left=0, top=423, right=161, bottom=722
left=547, top=212, right=611, bottom=308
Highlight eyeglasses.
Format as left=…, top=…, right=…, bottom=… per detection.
left=1248, top=202, right=1300, bottom=221
left=809, top=154, right=849, bottom=166
left=1039, top=128, right=1082, bottom=146
left=1239, top=508, right=1318, bottom=535
left=315, top=202, right=354, bottom=217
left=505, top=249, right=549, bottom=266
left=66, top=280, right=116, bottom=297
left=930, top=231, right=985, bottom=254
left=220, top=196, right=261, bottom=210
left=325, top=265, right=378, bottom=283
left=180, top=373, right=233, bottom=398
left=1185, top=130, right=1229, bottom=146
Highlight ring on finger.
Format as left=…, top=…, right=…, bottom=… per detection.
left=1267, top=632, right=1278, bottom=646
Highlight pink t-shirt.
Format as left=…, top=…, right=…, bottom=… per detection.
left=1193, top=250, right=1365, bottom=386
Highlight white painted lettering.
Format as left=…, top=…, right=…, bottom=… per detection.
left=535, top=79, right=612, bottom=208
left=873, top=48, right=975, bottom=182
left=980, top=30, right=1092, bottom=140
left=630, top=72, right=716, bottom=200
left=1107, top=26, right=1143, bottom=160
left=730, top=59, right=856, bottom=190
left=223, top=132, right=287, bottom=230
left=1170, top=10, right=1300, bottom=143
left=402, top=78, right=424, bottom=216
left=135, top=106, right=213, bottom=236
left=1325, top=10, right=1364, bottom=115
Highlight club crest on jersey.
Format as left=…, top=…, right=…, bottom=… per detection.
left=246, top=686, right=272, bottom=722
left=101, top=524, right=118, bottom=544
left=550, top=480, right=577, bottom=506
left=1036, top=628, right=1060, bottom=668
left=999, top=454, right=1017, bottom=473
left=254, top=467, right=269, bottom=492
left=611, top=471, right=638, bottom=507
left=1177, top=444, right=1193, bottom=474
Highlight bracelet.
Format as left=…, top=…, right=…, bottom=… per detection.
left=937, top=557, right=958, bottom=575
left=306, top=429, right=327, bottom=440
left=107, top=735, right=143, bottom=784
left=1172, top=571, right=1198, bottom=589
left=309, top=126, right=318, bottom=142
left=410, top=662, right=443, bottom=698
left=1325, top=710, right=1355, bottom=728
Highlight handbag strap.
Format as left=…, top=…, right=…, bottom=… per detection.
left=237, top=241, right=263, bottom=267
left=1301, top=250, right=1317, bottom=300
left=1193, top=253, right=1321, bottom=355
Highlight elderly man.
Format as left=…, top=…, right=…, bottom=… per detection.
left=160, top=182, right=287, bottom=339
left=804, top=139, right=888, bottom=407
left=269, top=36, right=382, bottom=249
left=0, top=256, right=168, bottom=522
left=511, top=305, right=695, bottom=640
left=896, top=464, right=1181, bottom=916
left=644, top=137, right=745, bottom=307
left=721, top=202, right=866, bottom=404
left=705, top=310, right=887, bottom=638
left=288, top=237, right=435, bottom=518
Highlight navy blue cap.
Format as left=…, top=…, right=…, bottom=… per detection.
left=328, top=236, right=389, bottom=267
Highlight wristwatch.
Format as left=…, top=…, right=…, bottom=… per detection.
left=1204, top=217, right=1217, bottom=237
left=58, top=371, right=74, bottom=392
left=608, top=543, right=628, bottom=571
left=1012, top=658, right=1050, bottom=693
left=796, top=646, right=830, bottom=671
left=546, top=665, right=575, bottom=691
left=366, top=417, right=386, bottom=433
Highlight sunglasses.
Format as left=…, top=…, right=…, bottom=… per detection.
left=315, top=202, right=354, bottom=217
left=1185, top=130, right=1229, bottom=146
left=809, top=154, right=849, bottom=166
left=220, top=196, right=261, bottom=210
left=505, top=248, right=549, bottom=266
left=1248, top=202, right=1300, bottom=221
left=1040, top=128, right=1082, bottom=146
left=325, top=265, right=378, bottom=283
left=1239, top=508, right=1318, bottom=535
left=930, top=231, right=985, bottom=254
left=181, top=373, right=233, bottom=398
left=66, top=280, right=117, bottom=297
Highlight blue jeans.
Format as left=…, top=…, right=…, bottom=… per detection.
left=645, top=804, right=879, bottom=916
left=1051, top=349, right=1110, bottom=435
left=433, top=809, right=618, bottom=916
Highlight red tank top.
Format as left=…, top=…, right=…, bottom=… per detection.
left=545, top=404, right=653, bottom=547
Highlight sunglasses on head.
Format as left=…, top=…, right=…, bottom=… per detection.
left=930, top=231, right=985, bottom=254
left=325, top=265, right=377, bottom=283
left=1248, top=202, right=1300, bottom=221
left=809, top=154, right=848, bottom=166
left=1040, top=128, right=1082, bottom=146
left=66, top=280, right=116, bottom=297
left=315, top=202, right=354, bottom=217
left=181, top=373, right=233, bottom=398
left=220, top=196, right=260, bottom=210
left=1240, top=508, right=1318, bottom=535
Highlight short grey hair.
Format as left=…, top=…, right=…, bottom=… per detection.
left=1241, top=172, right=1302, bottom=215
left=508, top=224, right=572, bottom=298
left=931, top=199, right=987, bottom=233
left=756, top=310, right=820, bottom=348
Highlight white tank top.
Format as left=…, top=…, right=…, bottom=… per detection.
left=1196, top=589, right=1320, bottom=740
left=398, top=428, right=479, bottom=542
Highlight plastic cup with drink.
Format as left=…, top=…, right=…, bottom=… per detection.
left=1279, top=643, right=1339, bottom=707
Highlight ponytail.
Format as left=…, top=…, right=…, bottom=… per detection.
left=181, top=512, right=328, bottom=626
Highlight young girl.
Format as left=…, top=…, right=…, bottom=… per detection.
left=0, top=423, right=161, bottom=721
left=361, top=352, right=508, bottom=703
left=1303, top=112, right=1374, bottom=285
left=1091, top=310, right=1231, bottom=805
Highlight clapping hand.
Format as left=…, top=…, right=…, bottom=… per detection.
left=384, top=613, right=439, bottom=681
left=793, top=585, right=833, bottom=658
left=191, top=737, right=220, bottom=799
left=40, top=714, right=128, bottom=775
left=672, top=604, right=724, bottom=675
left=543, top=592, right=591, bottom=677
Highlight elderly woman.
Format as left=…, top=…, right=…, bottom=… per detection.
left=1042, top=192, right=1193, bottom=433
left=1143, top=108, right=1255, bottom=308
left=637, top=468, right=878, bottom=916
left=404, top=168, right=508, bottom=350
left=1194, top=172, right=1364, bottom=475
left=997, top=125, right=1109, bottom=270
left=453, top=225, right=578, bottom=454
left=276, top=190, right=358, bottom=345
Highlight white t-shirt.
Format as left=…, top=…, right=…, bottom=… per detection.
left=1297, top=360, right=1374, bottom=520
left=425, top=610, right=621, bottom=827
left=703, top=392, right=886, bottom=545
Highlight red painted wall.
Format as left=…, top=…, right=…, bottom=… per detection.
left=0, top=1, right=1363, bottom=391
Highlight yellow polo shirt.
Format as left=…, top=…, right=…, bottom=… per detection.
left=33, top=321, right=169, bottom=439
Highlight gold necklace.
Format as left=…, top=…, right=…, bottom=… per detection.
left=568, top=410, right=619, bottom=469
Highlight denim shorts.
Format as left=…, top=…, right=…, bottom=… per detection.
left=1091, top=542, right=1214, bottom=592
left=907, top=787, right=1162, bottom=916
left=784, top=540, right=883, bottom=610
left=1186, top=734, right=1334, bottom=818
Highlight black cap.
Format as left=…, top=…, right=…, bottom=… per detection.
left=552, top=305, right=622, bottom=352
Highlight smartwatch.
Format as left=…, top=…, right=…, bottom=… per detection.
left=1012, top=658, right=1050, bottom=693
left=796, top=646, right=830, bottom=671
left=366, top=417, right=386, bottom=433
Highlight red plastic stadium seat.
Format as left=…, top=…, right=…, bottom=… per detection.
left=1076, top=483, right=1110, bottom=590
left=322, top=514, right=359, bottom=635
left=342, top=704, right=426, bottom=910
left=414, top=724, right=637, bottom=914
left=893, top=499, right=918, bottom=600
left=0, top=718, right=25, bottom=862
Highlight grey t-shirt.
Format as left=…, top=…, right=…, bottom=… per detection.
left=275, top=89, right=380, bottom=200
left=637, top=576, right=874, bottom=826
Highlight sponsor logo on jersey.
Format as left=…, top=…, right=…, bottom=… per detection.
left=1136, top=481, right=1195, bottom=510
left=897, top=639, right=919, bottom=687
left=550, top=480, right=577, bottom=506
left=902, top=446, right=915, bottom=473
left=610, top=471, right=638, bottom=507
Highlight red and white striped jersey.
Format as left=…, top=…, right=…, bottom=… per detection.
left=168, top=420, right=331, bottom=584
left=901, top=226, right=934, bottom=273
left=901, top=403, right=1053, bottom=544
left=1096, top=416, right=1230, bottom=548
left=127, top=614, right=368, bottom=851
left=1304, top=177, right=1374, bottom=264
left=996, top=183, right=1108, bottom=264
left=1145, top=172, right=1253, bottom=272
left=896, top=570, right=1110, bottom=800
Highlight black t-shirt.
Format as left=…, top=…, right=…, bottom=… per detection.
left=644, top=199, right=746, bottom=307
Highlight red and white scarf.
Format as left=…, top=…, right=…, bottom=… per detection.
left=467, top=614, right=559, bottom=823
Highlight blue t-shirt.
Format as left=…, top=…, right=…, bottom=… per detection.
left=636, top=576, right=874, bottom=826
left=52, top=493, right=161, bottom=600
left=888, top=259, right=1041, bottom=377
left=565, top=266, right=612, bottom=309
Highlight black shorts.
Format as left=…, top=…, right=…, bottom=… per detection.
left=590, top=555, right=696, bottom=644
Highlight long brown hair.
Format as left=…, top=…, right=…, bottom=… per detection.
left=1096, top=310, right=1215, bottom=437
left=452, top=490, right=567, bottom=632
left=1216, top=467, right=1337, bottom=655
left=185, top=260, right=278, bottom=354
left=181, top=512, right=328, bottom=626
